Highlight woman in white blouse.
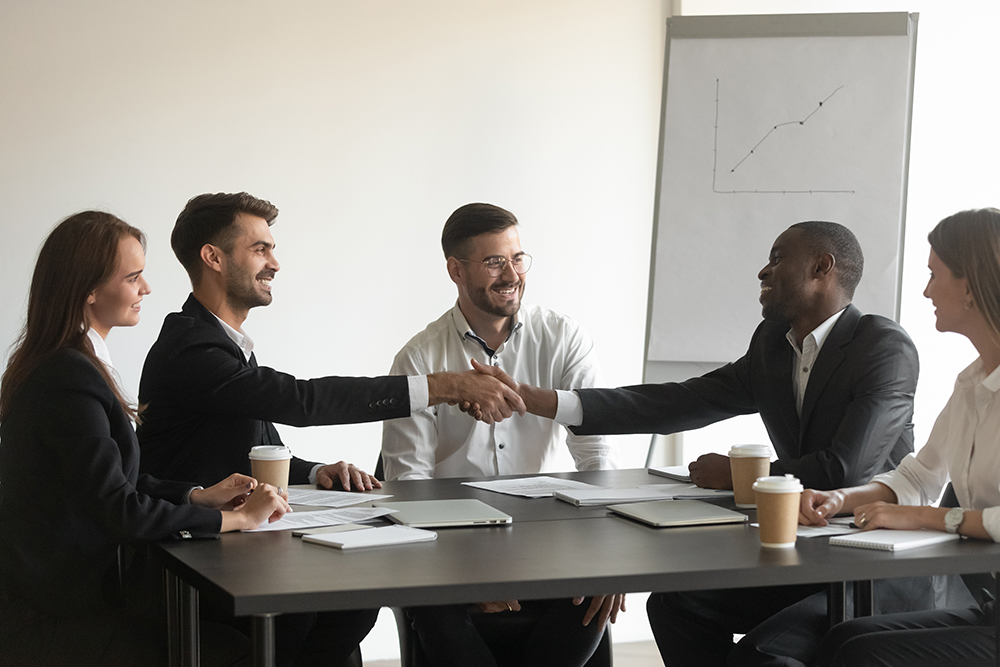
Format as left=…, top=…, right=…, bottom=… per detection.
left=800, top=207, right=1000, bottom=666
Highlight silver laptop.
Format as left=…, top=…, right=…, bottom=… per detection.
left=374, top=499, right=513, bottom=528
left=608, top=499, right=748, bottom=528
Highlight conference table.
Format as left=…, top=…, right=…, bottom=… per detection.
left=152, top=468, right=1000, bottom=667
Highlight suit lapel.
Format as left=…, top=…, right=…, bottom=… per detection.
left=799, top=304, right=860, bottom=437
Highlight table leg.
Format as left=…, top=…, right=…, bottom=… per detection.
left=165, top=569, right=200, bottom=667
left=852, top=580, right=873, bottom=617
left=827, top=581, right=846, bottom=628
left=252, top=614, right=278, bottom=667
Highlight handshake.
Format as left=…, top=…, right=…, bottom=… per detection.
left=428, top=358, right=548, bottom=425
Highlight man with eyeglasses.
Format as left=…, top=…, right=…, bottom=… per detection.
left=380, top=203, right=620, bottom=667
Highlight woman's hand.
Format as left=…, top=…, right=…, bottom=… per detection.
left=191, top=473, right=259, bottom=510
left=220, top=483, right=291, bottom=532
left=853, top=501, right=939, bottom=532
left=799, top=488, right=845, bottom=526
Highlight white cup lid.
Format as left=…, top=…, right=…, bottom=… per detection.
left=729, top=444, right=771, bottom=458
left=752, top=474, right=803, bottom=493
left=248, top=445, right=292, bottom=461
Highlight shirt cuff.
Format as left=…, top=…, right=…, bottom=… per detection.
left=308, top=464, right=324, bottom=485
left=982, top=507, right=1000, bottom=543
left=408, top=375, right=429, bottom=413
left=184, top=486, right=203, bottom=504
left=555, top=390, right=584, bottom=427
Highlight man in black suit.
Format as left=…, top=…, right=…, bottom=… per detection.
left=137, top=192, right=525, bottom=667
left=474, top=221, right=919, bottom=667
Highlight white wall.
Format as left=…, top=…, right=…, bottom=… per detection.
left=3, top=0, right=999, bottom=661
left=0, top=0, right=667, bottom=658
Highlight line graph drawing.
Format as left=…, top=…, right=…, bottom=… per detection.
left=712, top=79, right=855, bottom=195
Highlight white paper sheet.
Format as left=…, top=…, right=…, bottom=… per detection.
left=246, top=506, right=397, bottom=532
left=461, top=476, right=600, bottom=498
left=287, top=488, right=392, bottom=508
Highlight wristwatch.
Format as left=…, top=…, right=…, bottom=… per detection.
left=945, top=507, right=968, bottom=534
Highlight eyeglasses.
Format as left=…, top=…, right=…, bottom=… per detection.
left=459, top=253, right=532, bottom=277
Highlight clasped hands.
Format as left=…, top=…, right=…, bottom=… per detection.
left=454, top=358, right=524, bottom=424
left=477, top=594, right=626, bottom=631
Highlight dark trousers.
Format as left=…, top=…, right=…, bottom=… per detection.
left=818, top=605, right=995, bottom=667
left=407, top=598, right=606, bottom=667
left=646, top=584, right=825, bottom=667
left=204, top=604, right=378, bottom=667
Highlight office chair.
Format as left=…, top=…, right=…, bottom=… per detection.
left=374, top=455, right=613, bottom=667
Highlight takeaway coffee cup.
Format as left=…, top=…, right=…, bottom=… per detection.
left=729, top=444, right=772, bottom=508
left=248, top=445, right=292, bottom=490
left=753, top=474, right=804, bottom=548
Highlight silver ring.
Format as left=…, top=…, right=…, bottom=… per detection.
left=278, top=486, right=284, bottom=496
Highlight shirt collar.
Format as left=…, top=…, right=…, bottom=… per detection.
left=961, top=357, right=1000, bottom=394
left=213, top=314, right=254, bottom=362
left=785, top=307, right=846, bottom=353
left=87, top=328, right=113, bottom=371
left=450, top=302, right=523, bottom=356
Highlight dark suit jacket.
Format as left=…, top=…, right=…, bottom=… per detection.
left=574, top=305, right=918, bottom=489
left=0, top=349, right=220, bottom=616
left=137, top=295, right=410, bottom=487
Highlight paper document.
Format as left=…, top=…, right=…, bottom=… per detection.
left=287, top=488, right=392, bottom=508
left=462, top=476, right=599, bottom=498
left=753, top=517, right=858, bottom=539
left=246, top=506, right=396, bottom=532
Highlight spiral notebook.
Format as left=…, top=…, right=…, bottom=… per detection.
left=829, top=529, right=960, bottom=552
left=302, top=525, right=437, bottom=550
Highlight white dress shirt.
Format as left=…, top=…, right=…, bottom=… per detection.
left=382, top=303, right=615, bottom=480
left=786, top=308, right=845, bottom=416
left=873, top=358, right=1000, bottom=541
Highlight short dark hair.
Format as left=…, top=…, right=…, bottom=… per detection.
left=441, top=203, right=518, bottom=259
left=171, top=192, right=279, bottom=285
left=790, top=220, right=864, bottom=299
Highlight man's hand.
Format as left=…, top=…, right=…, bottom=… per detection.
left=574, top=594, right=626, bottom=630
left=799, top=488, right=844, bottom=526
left=688, top=453, right=733, bottom=489
left=477, top=600, right=521, bottom=614
left=316, top=461, right=382, bottom=491
left=428, top=362, right=525, bottom=425
left=192, top=473, right=258, bottom=510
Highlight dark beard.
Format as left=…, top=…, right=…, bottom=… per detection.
left=469, top=282, right=521, bottom=318
left=226, top=267, right=273, bottom=312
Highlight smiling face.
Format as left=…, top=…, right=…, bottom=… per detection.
left=457, top=226, right=526, bottom=320
left=924, top=248, right=974, bottom=335
left=757, top=227, right=817, bottom=324
left=222, top=213, right=280, bottom=313
left=86, top=235, right=151, bottom=338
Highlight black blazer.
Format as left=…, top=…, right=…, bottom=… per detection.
left=137, top=295, right=410, bottom=487
left=574, top=305, right=918, bottom=489
left=0, top=349, right=220, bottom=616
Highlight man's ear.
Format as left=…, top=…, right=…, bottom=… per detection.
left=814, top=252, right=836, bottom=279
left=446, top=256, right=464, bottom=285
left=200, top=244, right=225, bottom=275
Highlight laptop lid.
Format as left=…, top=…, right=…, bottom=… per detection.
left=608, top=499, right=748, bottom=528
left=374, top=499, right=513, bottom=528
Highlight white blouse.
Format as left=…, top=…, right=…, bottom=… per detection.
left=873, top=357, right=1000, bottom=541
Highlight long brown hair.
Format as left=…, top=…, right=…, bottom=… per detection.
left=1, top=211, right=146, bottom=421
left=929, top=208, right=1000, bottom=347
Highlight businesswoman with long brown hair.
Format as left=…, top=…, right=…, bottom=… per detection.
left=0, top=211, right=290, bottom=666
